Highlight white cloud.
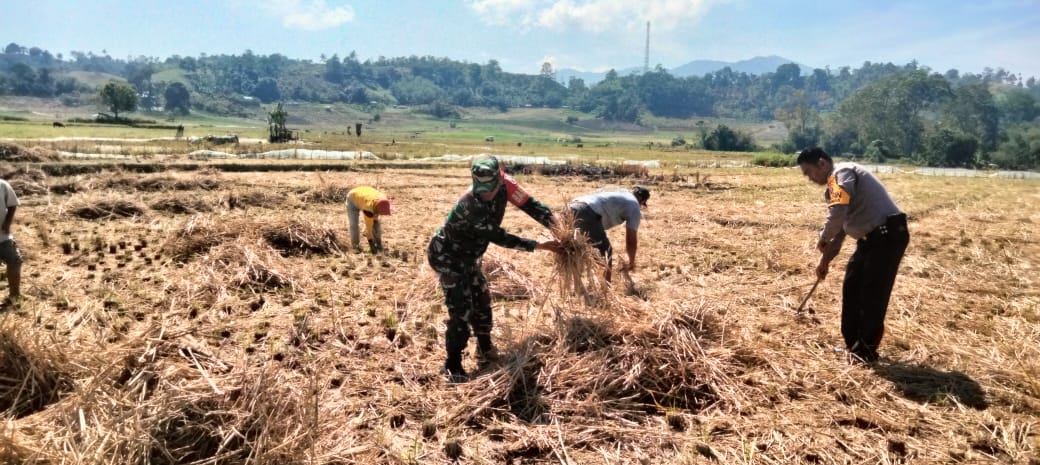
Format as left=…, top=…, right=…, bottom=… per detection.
left=259, top=0, right=355, bottom=31
left=466, top=0, right=726, bottom=33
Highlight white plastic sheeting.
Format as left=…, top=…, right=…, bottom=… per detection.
left=420, top=154, right=568, bottom=165
left=187, top=149, right=380, bottom=160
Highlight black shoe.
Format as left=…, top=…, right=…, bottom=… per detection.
left=441, top=364, right=468, bottom=383
left=849, top=350, right=879, bottom=365
left=476, top=346, right=500, bottom=365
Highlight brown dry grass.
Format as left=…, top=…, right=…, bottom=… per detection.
left=0, top=164, right=1037, bottom=464
left=0, top=143, right=61, bottom=162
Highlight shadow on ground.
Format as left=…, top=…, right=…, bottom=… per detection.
left=872, top=360, right=988, bottom=410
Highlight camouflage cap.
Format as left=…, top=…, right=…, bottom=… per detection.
left=471, top=155, right=502, bottom=194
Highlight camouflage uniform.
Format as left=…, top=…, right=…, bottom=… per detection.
left=427, top=168, right=554, bottom=374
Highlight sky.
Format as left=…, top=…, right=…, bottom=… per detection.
left=3, top=0, right=1039, bottom=78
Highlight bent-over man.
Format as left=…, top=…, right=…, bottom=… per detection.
left=568, top=186, right=649, bottom=282
left=0, top=178, right=21, bottom=308
left=798, top=147, right=909, bottom=363
left=346, top=186, right=392, bottom=252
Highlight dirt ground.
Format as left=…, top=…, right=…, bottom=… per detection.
left=0, top=164, right=1037, bottom=464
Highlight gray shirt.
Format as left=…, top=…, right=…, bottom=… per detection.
left=0, top=179, right=18, bottom=243
left=820, top=162, right=902, bottom=259
left=573, top=190, right=642, bottom=230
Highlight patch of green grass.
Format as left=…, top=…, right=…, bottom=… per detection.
left=751, top=152, right=797, bottom=167
left=61, top=71, right=125, bottom=88
left=151, top=68, right=190, bottom=84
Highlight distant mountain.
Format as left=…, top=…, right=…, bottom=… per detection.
left=555, top=67, right=641, bottom=86
left=557, top=55, right=812, bottom=85
left=671, top=55, right=812, bottom=77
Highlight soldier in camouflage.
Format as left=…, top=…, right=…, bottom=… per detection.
left=427, top=155, right=560, bottom=382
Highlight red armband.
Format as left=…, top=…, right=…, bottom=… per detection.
left=503, top=173, right=530, bottom=207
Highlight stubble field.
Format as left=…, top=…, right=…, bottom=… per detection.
left=0, top=157, right=1037, bottom=464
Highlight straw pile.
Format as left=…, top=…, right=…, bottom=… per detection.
left=0, top=323, right=75, bottom=419
left=69, top=199, right=147, bottom=220
left=548, top=208, right=609, bottom=304
left=0, top=143, right=60, bottom=162
left=149, top=196, right=214, bottom=215
left=132, top=175, right=221, bottom=192
left=450, top=299, right=734, bottom=436
left=299, top=184, right=352, bottom=204
left=481, top=251, right=538, bottom=301
left=0, top=165, right=49, bottom=196
left=5, top=333, right=360, bottom=464
left=261, top=218, right=344, bottom=256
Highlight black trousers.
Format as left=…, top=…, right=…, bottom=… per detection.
left=842, top=214, right=909, bottom=361
left=569, top=202, right=612, bottom=266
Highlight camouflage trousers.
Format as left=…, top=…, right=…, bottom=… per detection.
left=427, top=238, right=493, bottom=365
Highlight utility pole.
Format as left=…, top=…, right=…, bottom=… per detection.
left=644, top=21, right=650, bottom=74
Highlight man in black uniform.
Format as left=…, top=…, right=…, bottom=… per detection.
left=798, top=147, right=909, bottom=363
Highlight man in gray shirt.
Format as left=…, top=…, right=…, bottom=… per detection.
left=568, top=186, right=649, bottom=282
left=0, top=178, right=21, bottom=309
left=798, top=147, right=909, bottom=363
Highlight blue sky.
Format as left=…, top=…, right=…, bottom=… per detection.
left=3, top=0, right=1039, bottom=78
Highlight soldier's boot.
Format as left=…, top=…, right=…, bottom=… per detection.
left=476, top=336, right=499, bottom=365
left=441, top=354, right=468, bottom=383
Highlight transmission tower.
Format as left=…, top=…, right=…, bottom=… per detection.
left=644, top=21, right=650, bottom=73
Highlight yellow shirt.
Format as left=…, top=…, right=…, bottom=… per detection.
left=347, top=186, right=387, bottom=240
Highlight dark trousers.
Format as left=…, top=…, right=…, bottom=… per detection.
left=427, top=243, right=493, bottom=368
left=570, top=202, right=612, bottom=266
left=842, top=214, right=909, bottom=361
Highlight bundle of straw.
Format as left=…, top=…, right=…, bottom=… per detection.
left=549, top=209, right=609, bottom=305
left=69, top=199, right=146, bottom=220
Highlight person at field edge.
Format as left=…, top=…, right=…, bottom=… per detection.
left=346, top=186, right=392, bottom=253
left=797, top=147, right=909, bottom=363
left=567, top=186, right=650, bottom=282
left=427, top=155, right=561, bottom=382
left=0, top=178, right=22, bottom=308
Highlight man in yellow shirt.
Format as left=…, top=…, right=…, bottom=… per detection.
left=346, top=186, right=392, bottom=252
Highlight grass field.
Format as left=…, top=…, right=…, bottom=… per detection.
left=0, top=138, right=1036, bottom=464
left=1, top=96, right=786, bottom=154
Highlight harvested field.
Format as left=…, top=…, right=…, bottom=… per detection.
left=0, top=142, right=61, bottom=162
left=0, top=164, right=1037, bottom=464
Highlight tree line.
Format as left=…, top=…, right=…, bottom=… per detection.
left=1, top=42, right=1038, bottom=168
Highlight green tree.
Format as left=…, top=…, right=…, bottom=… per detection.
left=126, top=61, right=156, bottom=94
left=99, top=81, right=138, bottom=118
left=771, top=63, right=803, bottom=90
left=163, top=82, right=191, bottom=114
left=834, top=70, right=951, bottom=157
left=391, top=75, right=446, bottom=105
left=539, top=61, right=555, bottom=81
left=943, top=83, right=998, bottom=152
left=922, top=127, right=979, bottom=167
left=704, top=124, right=756, bottom=152
left=992, top=124, right=1040, bottom=169
left=324, top=54, right=344, bottom=83
left=252, top=77, right=281, bottom=103
left=775, top=89, right=821, bottom=152
left=863, top=139, right=893, bottom=163
left=268, top=103, right=292, bottom=142
left=996, top=89, right=1038, bottom=125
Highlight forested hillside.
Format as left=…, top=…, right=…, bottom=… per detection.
left=1, top=41, right=1038, bottom=168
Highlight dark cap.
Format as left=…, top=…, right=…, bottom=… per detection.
left=632, top=185, right=650, bottom=206
left=471, top=155, right=502, bottom=194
